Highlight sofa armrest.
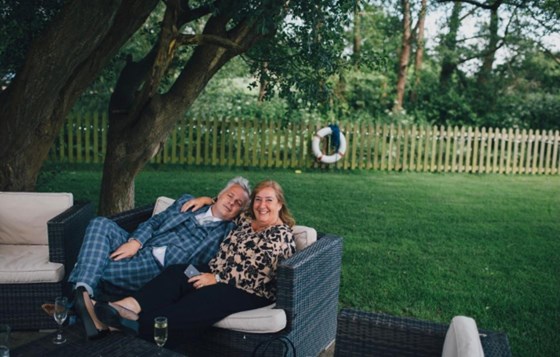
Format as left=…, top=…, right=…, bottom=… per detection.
left=334, top=309, right=512, bottom=357
left=109, top=204, right=154, bottom=232
left=47, top=201, right=94, bottom=279
left=275, top=234, right=343, bottom=333
left=479, top=328, right=512, bottom=357
left=335, top=309, right=447, bottom=357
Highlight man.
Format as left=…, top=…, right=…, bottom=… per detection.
left=68, top=176, right=250, bottom=339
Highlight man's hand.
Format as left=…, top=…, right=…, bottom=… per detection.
left=110, top=240, right=141, bottom=261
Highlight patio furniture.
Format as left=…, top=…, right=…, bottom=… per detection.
left=11, top=323, right=183, bottom=356
left=0, top=192, right=94, bottom=330
left=103, top=197, right=344, bottom=356
left=334, top=308, right=512, bottom=357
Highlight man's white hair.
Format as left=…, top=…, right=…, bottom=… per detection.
left=219, top=176, right=251, bottom=208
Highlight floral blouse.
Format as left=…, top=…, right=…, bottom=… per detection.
left=209, top=212, right=295, bottom=300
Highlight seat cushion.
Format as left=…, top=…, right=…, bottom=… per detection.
left=0, top=192, right=73, bottom=245
left=442, top=316, right=485, bottom=357
left=0, top=244, right=65, bottom=283
left=213, top=304, right=287, bottom=333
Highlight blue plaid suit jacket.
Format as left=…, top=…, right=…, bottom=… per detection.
left=132, top=194, right=234, bottom=266
left=69, top=194, right=235, bottom=293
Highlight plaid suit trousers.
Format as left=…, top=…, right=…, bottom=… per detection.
left=68, top=216, right=163, bottom=294
left=68, top=195, right=233, bottom=295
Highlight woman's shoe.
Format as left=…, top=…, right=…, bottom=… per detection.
left=107, top=302, right=139, bottom=321
left=73, top=287, right=109, bottom=340
left=94, top=302, right=139, bottom=336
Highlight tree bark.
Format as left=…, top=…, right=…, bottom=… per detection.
left=258, top=62, right=269, bottom=102
left=353, top=0, right=362, bottom=68
left=0, top=0, right=159, bottom=191
left=410, top=0, right=427, bottom=104
left=477, top=2, right=502, bottom=85
left=393, top=0, right=411, bottom=113
left=98, top=5, right=266, bottom=215
left=439, top=1, right=463, bottom=89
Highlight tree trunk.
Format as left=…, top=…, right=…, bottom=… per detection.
left=353, top=0, right=362, bottom=68
left=258, top=62, right=269, bottom=102
left=439, top=1, right=463, bottom=89
left=393, top=0, right=411, bottom=113
left=410, top=0, right=427, bottom=104
left=0, top=0, right=159, bottom=191
left=477, top=3, right=501, bottom=85
left=98, top=10, right=264, bottom=215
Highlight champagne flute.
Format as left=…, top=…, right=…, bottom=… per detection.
left=154, top=316, right=168, bottom=353
left=52, top=297, right=68, bottom=344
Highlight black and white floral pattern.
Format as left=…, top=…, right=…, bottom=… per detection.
left=209, top=213, right=295, bottom=300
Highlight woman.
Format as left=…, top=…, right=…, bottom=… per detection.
left=94, top=180, right=296, bottom=347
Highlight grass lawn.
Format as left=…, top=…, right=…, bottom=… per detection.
left=37, top=164, right=560, bottom=357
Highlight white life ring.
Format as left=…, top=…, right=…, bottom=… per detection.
left=312, top=126, right=347, bottom=164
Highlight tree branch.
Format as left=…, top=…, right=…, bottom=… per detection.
left=536, top=42, right=560, bottom=66
left=436, top=0, right=501, bottom=11
left=178, top=1, right=214, bottom=25
left=455, top=38, right=506, bottom=65
left=176, top=33, right=243, bottom=52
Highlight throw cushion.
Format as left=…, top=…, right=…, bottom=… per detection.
left=0, top=192, right=73, bottom=245
left=213, top=304, right=287, bottom=333
left=293, top=225, right=317, bottom=251
left=152, top=196, right=175, bottom=216
left=442, top=316, right=485, bottom=357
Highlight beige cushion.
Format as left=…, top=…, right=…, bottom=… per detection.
left=0, top=192, right=73, bottom=245
left=293, top=225, right=317, bottom=251
left=152, top=196, right=175, bottom=216
left=213, top=304, right=287, bottom=333
left=442, top=316, right=485, bottom=357
left=0, top=244, right=65, bottom=283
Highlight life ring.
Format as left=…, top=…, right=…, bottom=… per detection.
left=312, top=126, right=347, bottom=164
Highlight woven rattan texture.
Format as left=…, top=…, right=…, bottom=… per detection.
left=186, top=234, right=343, bottom=357
left=11, top=324, right=183, bottom=356
left=334, top=308, right=512, bottom=357
left=1, top=202, right=94, bottom=330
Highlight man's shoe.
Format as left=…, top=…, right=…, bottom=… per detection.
left=94, top=302, right=139, bottom=336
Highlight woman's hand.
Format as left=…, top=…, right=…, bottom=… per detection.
left=180, top=196, right=214, bottom=212
left=188, top=273, right=217, bottom=289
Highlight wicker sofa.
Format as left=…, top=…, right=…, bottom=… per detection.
left=0, top=192, right=93, bottom=330
left=105, top=200, right=343, bottom=357
left=334, top=308, right=512, bottom=357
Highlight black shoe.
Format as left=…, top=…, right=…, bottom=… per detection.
left=95, top=302, right=139, bottom=336
left=74, top=286, right=108, bottom=340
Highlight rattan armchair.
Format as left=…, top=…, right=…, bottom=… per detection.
left=0, top=201, right=94, bottom=330
left=107, top=203, right=344, bottom=357
left=334, top=308, right=512, bottom=357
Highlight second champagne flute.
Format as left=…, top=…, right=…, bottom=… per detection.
left=154, top=316, right=168, bottom=353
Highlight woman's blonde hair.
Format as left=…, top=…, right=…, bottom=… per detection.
left=249, top=180, right=296, bottom=227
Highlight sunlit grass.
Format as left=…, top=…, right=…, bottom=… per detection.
left=37, top=164, right=560, bottom=357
